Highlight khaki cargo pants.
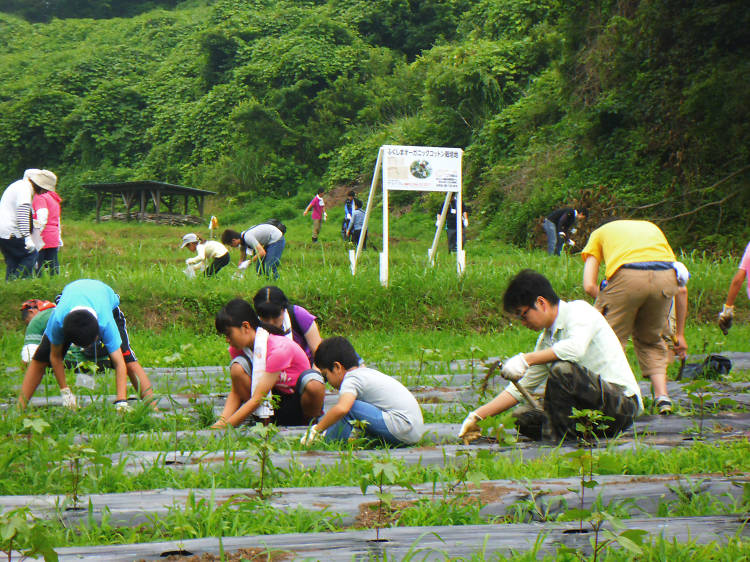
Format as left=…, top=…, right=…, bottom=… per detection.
left=516, top=361, right=639, bottom=442
left=594, top=268, right=678, bottom=379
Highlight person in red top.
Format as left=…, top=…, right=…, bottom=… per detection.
left=213, top=298, right=325, bottom=428
left=32, top=180, right=62, bottom=275
left=303, top=188, right=327, bottom=243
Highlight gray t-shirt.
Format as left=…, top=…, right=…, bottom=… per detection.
left=339, top=367, right=424, bottom=444
left=242, top=224, right=283, bottom=251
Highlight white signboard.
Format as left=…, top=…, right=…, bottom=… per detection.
left=382, top=145, right=462, bottom=192
left=351, top=145, right=465, bottom=286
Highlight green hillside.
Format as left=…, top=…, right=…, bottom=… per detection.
left=1, top=0, right=748, bottom=249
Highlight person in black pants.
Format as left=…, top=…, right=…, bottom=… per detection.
left=543, top=207, right=588, bottom=256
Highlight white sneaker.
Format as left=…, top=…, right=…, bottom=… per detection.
left=114, top=400, right=133, bottom=413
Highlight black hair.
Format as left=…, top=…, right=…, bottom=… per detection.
left=221, top=229, right=241, bottom=245
left=316, top=188, right=325, bottom=194
left=63, top=310, right=100, bottom=347
left=253, top=286, right=289, bottom=320
left=502, top=270, right=560, bottom=313
left=353, top=198, right=362, bottom=210
left=314, top=336, right=360, bottom=371
left=215, top=298, right=260, bottom=335
left=347, top=190, right=355, bottom=197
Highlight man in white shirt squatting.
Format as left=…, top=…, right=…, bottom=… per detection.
left=459, top=269, right=643, bottom=443
left=301, top=336, right=425, bottom=446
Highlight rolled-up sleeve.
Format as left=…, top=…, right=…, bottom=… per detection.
left=504, top=364, right=548, bottom=403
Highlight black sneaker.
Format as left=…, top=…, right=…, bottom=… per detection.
left=656, top=396, right=673, bottom=415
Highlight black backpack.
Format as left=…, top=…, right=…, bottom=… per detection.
left=265, top=219, right=286, bottom=235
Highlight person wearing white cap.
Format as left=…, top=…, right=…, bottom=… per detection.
left=181, top=233, right=230, bottom=277
left=0, top=169, right=56, bottom=280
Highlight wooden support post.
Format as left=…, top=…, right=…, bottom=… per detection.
left=95, top=193, right=103, bottom=222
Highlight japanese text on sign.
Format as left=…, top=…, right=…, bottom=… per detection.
left=382, top=144, right=463, bottom=192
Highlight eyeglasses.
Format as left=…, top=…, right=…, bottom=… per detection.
left=515, top=307, right=532, bottom=320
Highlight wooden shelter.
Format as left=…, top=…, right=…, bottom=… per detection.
left=84, top=181, right=216, bottom=222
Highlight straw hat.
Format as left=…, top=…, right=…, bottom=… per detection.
left=27, top=169, right=57, bottom=192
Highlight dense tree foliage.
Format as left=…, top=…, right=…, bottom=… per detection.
left=0, top=0, right=747, bottom=248
left=0, top=0, right=180, bottom=22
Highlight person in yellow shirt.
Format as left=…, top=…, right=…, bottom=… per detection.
left=581, top=220, right=688, bottom=415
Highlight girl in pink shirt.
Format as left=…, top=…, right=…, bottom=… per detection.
left=303, top=188, right=326, bottom=242
left=32, top=187, right=62, bottom=275
left=213, top=298, right=325, bottom=428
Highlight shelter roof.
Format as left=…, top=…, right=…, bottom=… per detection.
left=82, top=181, right=215, bottom=196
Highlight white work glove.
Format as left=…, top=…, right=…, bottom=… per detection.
left=323, top=212, right=328, bottom=221
left=570, top=228, right=578, bottom=234
left=114, top=400, right=132, bottom=413
left=300, top=425, right=324, bottom=446
left=462, top=217, right=468, bottom=228
left=458, top=411, right=483, bottom=443
left=24, top=236, right=35, bottom=252
left=501, top=353, right=529, bottom=382
left=237, top=260, right=251, bottom=271
left=60, top=387, right=78, bottom=410
left=567, top=239, right=575, bottom=247
left=718, top=304, right=734, bottom=335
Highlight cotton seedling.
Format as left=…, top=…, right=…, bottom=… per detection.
left=20, top=417, right=50, bottom=455
left=0, top=507, right=58, bottom=562
left=469, top=345, right=482, bottom=382
left=417, top=347, right=439, bottom=375
left=359, top=460, right=410, bottom=541
left=579, top=511, right=646, bottom=562
left=562, top=408, right=613, bottom=531
left=249, top=422, right=279, bottom=499
left=684, top=379, right=714, bottom=438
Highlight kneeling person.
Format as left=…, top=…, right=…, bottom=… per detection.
left=18, top=279, right=156, bottom=411
left=301, top=337, right=424, bottom=446
left=459, top=270, right=642, bottom=443
left=213, top=298, right=325, bottom=428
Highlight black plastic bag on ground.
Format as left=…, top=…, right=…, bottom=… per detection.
left=679, top=354, right=732, bottom=381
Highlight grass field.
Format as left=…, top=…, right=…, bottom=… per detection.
left=0, top=207, right=749, bottom=560
left=1, top=205, right=748, bottom=369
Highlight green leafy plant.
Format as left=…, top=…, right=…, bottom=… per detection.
left=249, top=422, right=279, bottom=500
left=0, top=507, right=58, bottom=562
left=562, top=408, right=613, bottom=531
left=359, top=459, right=413, bottom=541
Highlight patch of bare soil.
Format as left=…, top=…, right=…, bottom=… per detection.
left=355, top=500, right=418, bottom=528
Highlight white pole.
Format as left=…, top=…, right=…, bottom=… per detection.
left=456, top=188, right=464, bottom=275
left=352, top=148, right=382, bottom=276
left=428, top=191, right=452, bottom=266
left=380, top=180, right=389, bottom=286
